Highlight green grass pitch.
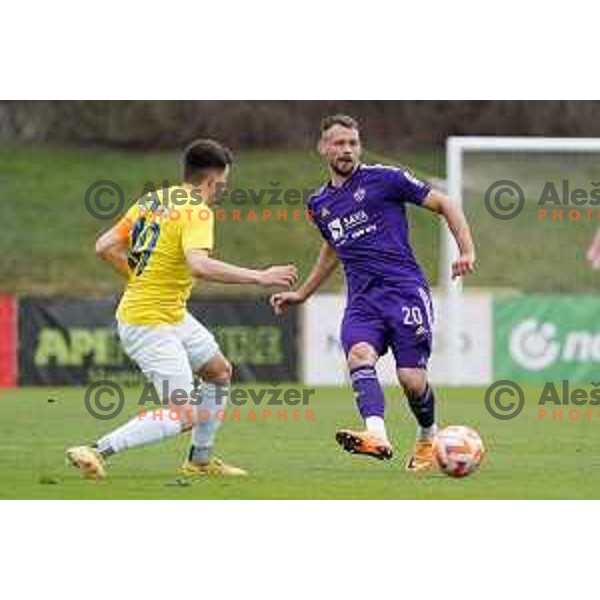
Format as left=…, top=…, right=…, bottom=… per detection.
left=0, top=385, right=598, bottom=499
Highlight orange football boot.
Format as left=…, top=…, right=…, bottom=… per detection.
left=335, top=429, right=393, bottom=460
left=405, top=438, right=437, bottom=472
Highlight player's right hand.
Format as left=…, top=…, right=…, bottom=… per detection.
left=452, top=252, right=476, bottom=279
left=269, top=291, right=305, bottom=315
left=587, top=228, right=600, bottom=270
left=258, top=265, right=298, bottom=288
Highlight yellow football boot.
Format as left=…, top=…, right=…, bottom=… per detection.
left=66, top=446, right=107, bottom=480
left=180, top=457, right=248, bottom=477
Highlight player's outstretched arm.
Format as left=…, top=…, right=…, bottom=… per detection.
left=270, top=242, right=338, bottom=315
left=95, top=226, right=130, bottom=278
left=422, top=190, right=475, bottom=279
left=186, top=249, right=297, bottom=287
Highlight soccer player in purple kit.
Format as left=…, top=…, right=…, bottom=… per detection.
left=270, top=115, right=475, bottom=471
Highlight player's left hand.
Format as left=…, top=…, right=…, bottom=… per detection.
left=452, top=253, right=475, bottom=279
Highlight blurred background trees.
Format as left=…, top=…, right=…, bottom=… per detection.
left=3, top=100, right=600, bottom=150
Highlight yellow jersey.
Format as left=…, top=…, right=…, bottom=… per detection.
left=115, top=185, right=214, bottom=325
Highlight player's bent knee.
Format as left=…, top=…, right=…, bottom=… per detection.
left=397, top=368, right=427, bottom=398
left=197, top=354, right=232, bottom=385
left=347, top=342, right=378, bottom=369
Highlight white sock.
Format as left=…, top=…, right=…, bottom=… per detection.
left=96, top=410, right=182, bottom=454
left=417, top=423, right=438, bottom=441
left=365, top=416, right=389, bottom=443
left=190, top=382, right=228, bottom=463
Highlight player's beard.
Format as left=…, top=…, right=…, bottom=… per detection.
left=330, top=157, right=356, bottom=177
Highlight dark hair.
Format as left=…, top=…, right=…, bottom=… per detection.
left=320, top=114, right=359, bottom=135
left=183, top=139, right=233, bottom=183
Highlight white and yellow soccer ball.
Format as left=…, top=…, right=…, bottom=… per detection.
left=434, top=426, right=484, bottom=478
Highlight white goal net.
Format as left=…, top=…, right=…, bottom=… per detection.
left=443, top=137, right=600, bottom=385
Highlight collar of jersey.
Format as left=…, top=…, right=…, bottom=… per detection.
left=327, top=164, right=361, bottom=192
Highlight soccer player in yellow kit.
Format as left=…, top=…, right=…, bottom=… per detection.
left=67, top=140, right=297, bottom=479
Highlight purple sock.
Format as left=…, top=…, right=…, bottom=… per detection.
left=350, top=366, right=385, bottom=420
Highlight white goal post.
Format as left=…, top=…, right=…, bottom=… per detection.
left=443, top=136, right=600, bottom=386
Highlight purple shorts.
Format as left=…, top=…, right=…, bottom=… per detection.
left=341, top=284, right=434, bottom=368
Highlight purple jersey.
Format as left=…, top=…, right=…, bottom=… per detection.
left=308, top=164, right=431, bottom=297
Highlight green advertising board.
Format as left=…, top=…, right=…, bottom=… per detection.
left=494, top=295, right=600, bottom=382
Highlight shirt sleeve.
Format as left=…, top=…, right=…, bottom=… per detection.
left=306, top=196, right=329, bottom=241
left=114, top=205, right=137, bottom=242
left=181, top=208, right=215, bottom=253
left=386, top=166, right=431, bottom=205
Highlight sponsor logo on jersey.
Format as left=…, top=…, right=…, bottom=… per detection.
left=328, top=218, right=344, bottom=241
left=342, top=210, right=368, bottom=228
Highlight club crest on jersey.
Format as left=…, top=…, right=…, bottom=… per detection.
left=320, top=206, right=331, bottom=218
left=353, top=187, right=366, bottom=202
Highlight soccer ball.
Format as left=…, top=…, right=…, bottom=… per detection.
left=434, top=426, right=484, bottom=478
